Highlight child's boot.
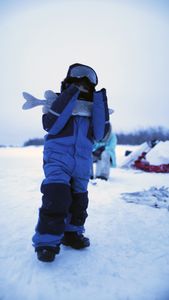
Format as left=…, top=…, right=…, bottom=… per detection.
left=62, top=232, right=90, bottom=249
left=35, top=245, right=60, bottom=262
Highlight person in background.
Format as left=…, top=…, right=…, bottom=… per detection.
left=91, top=125, right=117, bottom=181
left=32, top=63, right=111, bottom=262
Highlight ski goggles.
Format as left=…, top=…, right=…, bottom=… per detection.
left=67, top=64, right=98, bottom=86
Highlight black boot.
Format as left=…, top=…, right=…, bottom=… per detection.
left=35, top=245, right=60, bottom=262
left=62, top=232, right=90, bottom=249
left=96, top=175, right=108, bottom=181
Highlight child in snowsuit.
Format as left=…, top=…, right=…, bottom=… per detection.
left=32, top=63, right=110, bottom=262
left=91, top=126, right=117, bottom=181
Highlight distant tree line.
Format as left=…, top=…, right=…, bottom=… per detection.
left=116, top=127, right=169, bottom=145
left=22, top=127, right=169, bottom=147
left=23, top=138, right=44, bottom=147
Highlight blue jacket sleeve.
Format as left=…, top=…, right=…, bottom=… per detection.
left=92, top=88, right=110, bottom=141
left=42, top=85, right=80, bottom=135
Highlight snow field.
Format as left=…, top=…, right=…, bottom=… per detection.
left=0, top=146, right=169, bottom=300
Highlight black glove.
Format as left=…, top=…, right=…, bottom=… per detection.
left=92, top=146, right=105, bottom=159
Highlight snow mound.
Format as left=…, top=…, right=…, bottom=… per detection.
left=121, top=186, right=169, bottom=210
left=146, top=141, right=169, bottom=165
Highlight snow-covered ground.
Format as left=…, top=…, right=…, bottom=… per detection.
left=1, top=145, right=169, bottom=300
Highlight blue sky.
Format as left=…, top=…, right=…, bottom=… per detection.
left=1, top=0, right=169, bottom=145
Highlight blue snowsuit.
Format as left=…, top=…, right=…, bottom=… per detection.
left=32, top=84, right=110, bottom=248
